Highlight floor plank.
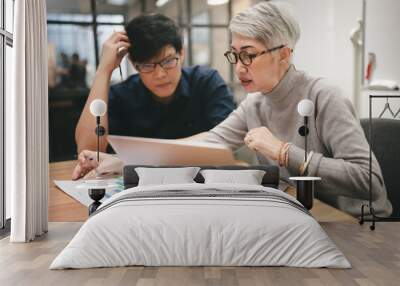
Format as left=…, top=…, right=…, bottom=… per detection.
left=1, top=222, right=399, bottom=286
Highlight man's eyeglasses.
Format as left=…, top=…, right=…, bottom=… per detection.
left=135, top=56, right=180, bottom=73
left=224, top=45, right=285, bottom=66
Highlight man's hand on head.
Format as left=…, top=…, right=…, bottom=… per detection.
left=97, top=31, right=131, bottom=75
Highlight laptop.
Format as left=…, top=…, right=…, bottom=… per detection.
left=107, top=134, right=236, bottom=166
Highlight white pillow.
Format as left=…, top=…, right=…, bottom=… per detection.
left=200, top=169, right=266, bottom=185
left=135, top=167, right=200, bottom=186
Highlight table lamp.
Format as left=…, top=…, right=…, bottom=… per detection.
left=87, top=99, right=107, bottom=215
left=289, top=99, right=321, bottom=210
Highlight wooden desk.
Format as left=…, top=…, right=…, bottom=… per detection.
left=49, top=161, right=88, bottom=221
left=49, top=161, right=356, bottom=222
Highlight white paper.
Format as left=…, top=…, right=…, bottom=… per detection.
left=54, top=178, right=124, bottom=207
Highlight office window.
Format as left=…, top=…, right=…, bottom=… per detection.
left=4, top=44, right=11, bottom=220
left=210, top=28, right=230, bottom=82
left=96, top=14, right=124, bottom=23
left=47, top=0, right=133, bottom=162
left=1, top=0, right=14, bottom=231
left=5, top=0, right=13, bottom=33
left=191, top=0, right=229, bottom=25
left=0, top=9, right=3, bottom=230
left=153, top=0, right=188, bottom=24
left=47, top=1, right=94, bottom=162
left=47, top=24, right=96, bottom=88
left=192, top=27, right=210, bottom=65
left=47, top=13, right=93, bottom=22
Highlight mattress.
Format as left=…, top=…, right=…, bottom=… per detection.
left=50, top=183, right=351, bottom=269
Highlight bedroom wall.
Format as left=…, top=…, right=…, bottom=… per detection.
left=359, top=0, right=400, bottom=118
left=364, top=0, right=400, bottom=89
left=274, top=0, right=363, bottom=104
left=271, top=0, right=400, bottom=119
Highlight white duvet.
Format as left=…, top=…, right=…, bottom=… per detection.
left=50, top=183, right=351, bottom=269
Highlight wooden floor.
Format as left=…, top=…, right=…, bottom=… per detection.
left=1, top=221, right=399, bottom=286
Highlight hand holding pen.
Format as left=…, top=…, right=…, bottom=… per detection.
left=114, top=29, right=127, bottom=80
left=72, top=150, right=124, bottom=180
left=97, top=31, right=130, bottom=76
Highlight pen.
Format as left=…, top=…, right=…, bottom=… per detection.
left=118, top=63, right=123, bottom=81
left=114, top=29, right=124, bottom=81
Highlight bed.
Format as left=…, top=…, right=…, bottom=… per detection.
left=50, top=165, right=350, bottom=269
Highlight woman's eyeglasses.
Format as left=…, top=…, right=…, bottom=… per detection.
left=224, top=45, right=285, bottom=66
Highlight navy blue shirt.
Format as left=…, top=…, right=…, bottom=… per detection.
left=108, top=66, right=235, bottom=139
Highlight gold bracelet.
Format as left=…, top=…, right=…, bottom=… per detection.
left=284, top=143, right=291, bottom=167
left=278, top=142, right=290, bottom=167
left=277, top=142, right=285, bottom=166
left=281, top=143, right=290, bottom=167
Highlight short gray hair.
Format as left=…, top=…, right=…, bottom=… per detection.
left=229, top=1, right=300, bottom=50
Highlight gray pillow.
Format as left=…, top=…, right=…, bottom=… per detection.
left=135, top=167, right=201, bottom=186
left=200, top=169, right=266, bottom=185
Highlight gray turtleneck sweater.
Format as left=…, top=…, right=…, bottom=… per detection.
left=204, top=65, right=392, bottom=217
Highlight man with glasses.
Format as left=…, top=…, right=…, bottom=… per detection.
left=74, top=14, right=235, bottom=165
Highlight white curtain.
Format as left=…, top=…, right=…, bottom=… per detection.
left=6, top=0, right=49, bottom=242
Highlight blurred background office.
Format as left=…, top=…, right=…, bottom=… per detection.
left=47, top=0, right=238, bottom=161
left=45, top=0, right=400, bottom=162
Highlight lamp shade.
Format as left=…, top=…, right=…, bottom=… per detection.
left=90, top=99, right=107, bottom=117
left=297, top=99, right=314, bottom=117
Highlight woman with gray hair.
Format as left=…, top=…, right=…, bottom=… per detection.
left=204, top=1, right=391, bottom=217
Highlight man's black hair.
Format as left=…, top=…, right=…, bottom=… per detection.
left=125, top=13, right=182, bottom=63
